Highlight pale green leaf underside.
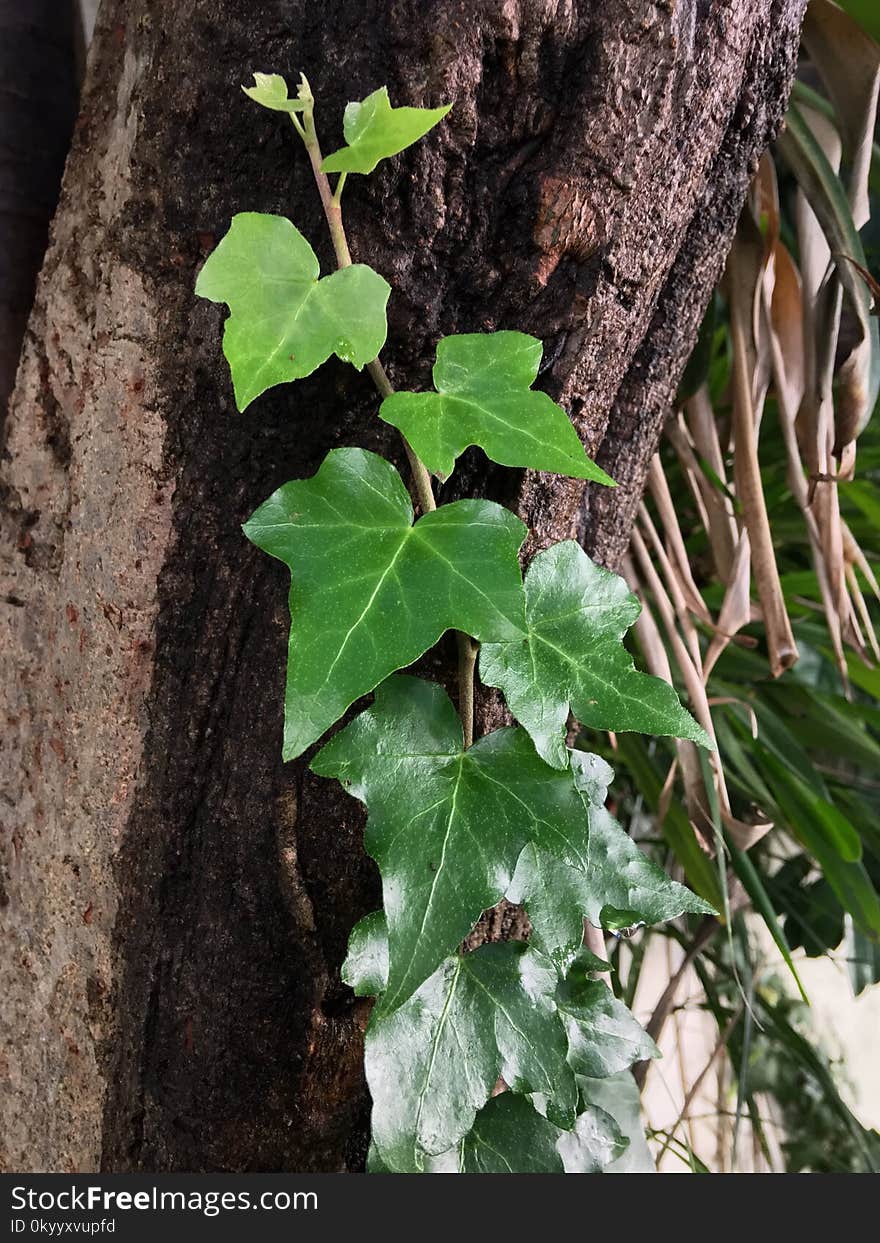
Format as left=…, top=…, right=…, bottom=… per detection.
left=364, top=941, right=574, bottom=1172
left=195, top=213, right=390, bottom=408
left=322, top=86, right=451, bottom=175
left=380, top=332, right=614, bottom=483
left=241, top=72, right=306, bottom=113
left=313, top=676, right=596, bottom=1013
left=481, top=540, right=712, bottom=769
left=245, top=450, right=526, bottom=760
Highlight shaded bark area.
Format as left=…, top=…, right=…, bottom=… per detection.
left=0, top=1, right=79, bottom=421
left=0, top=0, right=803, bottom=1172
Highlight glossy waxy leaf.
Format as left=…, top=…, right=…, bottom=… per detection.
left=241, top=72, right=306, bottom=113
left=379, top=332, right=613, bottom=483
left=556, top=1100, right=629, bottom=1173
left=195, top=213, right=390, bottom=409
left=341, top=911, right=388, bottom=997
left=579, top=1074, right=655, bottom=1173
left=364, top=941, right=575, bottom=1172
left=322, top=87, right=451, bottom=175
left=509, top=752, right=715, bottom=939
left=434, top=1093, right=627, bottom=1174
left=461, top=1095, right=565, bottom=1173
left=313, top=676, right=594, bottom=1012
left=556, top=974, right=659, bottom=1078
left=480, top=542, right=711, bottom=768
left=246, top=449, right=526, bottom=760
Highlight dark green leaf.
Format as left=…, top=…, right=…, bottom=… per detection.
left=480, top=542, right=710, bottom=769
left=196, top=213, right=390, bottom=408
left=313, top=677, right=596, bottom=1012
left=461, top=1095, right=565, bottom=1174
left=380, top=332, right=613, bottom=483
left=509, top=751, right=715, bottom=943
left=247, top=449, right=526, bottom=760
left=322, top=87, right=451, bottom=175
left=365, top=942, right=574, bottom=1172
left=556, top=974, right=659, bottom=1077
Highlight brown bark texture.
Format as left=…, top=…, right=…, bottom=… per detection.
left=0, top=0, right=804, bottom=1173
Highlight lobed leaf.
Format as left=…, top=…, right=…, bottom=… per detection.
left=246, top=449, right=526, bottom=760
left=314, top=676, right=595, bottom=1011
left=509, top=750, right=716, bottom=943
left=578, top=1074, right=656, bottom=1173
left=480, top=541, right=711, bottom=769
left=322, top=86, right=451, bottom=175
left=364, top=941, right=575, bottom=1172
left=379, top=332, right=613, bottom=483
left=195, top=213, right=390, bottom=409
left=555, top=974, right=660, bottom=1079
left=241, top=72, right=307, bottom=114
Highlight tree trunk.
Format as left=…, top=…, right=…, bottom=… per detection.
left=0, top=0, right=804, bottom=1173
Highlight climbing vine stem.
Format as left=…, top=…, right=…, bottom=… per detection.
left=195, top=70, right=719, bottom=1174
left=293, top=84, right=489, bottom=741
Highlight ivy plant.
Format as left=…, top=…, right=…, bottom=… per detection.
left=197, top=70, right=716, bottom=1175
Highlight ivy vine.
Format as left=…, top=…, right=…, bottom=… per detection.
left=196, top=71, right=716, bottom=1174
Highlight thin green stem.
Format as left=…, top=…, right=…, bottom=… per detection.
left=293, top=96, right=479, bottom=742
left=457, top=635, right=478, bottom=749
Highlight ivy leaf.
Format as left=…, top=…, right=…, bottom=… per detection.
left=510, top=751, right=715, bottom=942
left=579, top=1074, right=655, bottom=1173
left=322, top=87, right=451, bottom=175
left=436, top=1093, right=626, bottom=1174
left=241, top=72, right=307, bottom=113
left=379, top=333, right=614, bottom=483
left=341, top=911, right=388, bottom=997
left=195, top=213, right=390, bottom=409
left=246, top=449, right=526, bottom=760
left=506, top=843, right=590, bottom=967
left=461, top=1095, right=565, bottom=1174
left=365, top=941, right=575, bottom=1172
left=313, top=676, right=595, bottom=1012
left=480, top=541, right=711, bottom=769
left=556, top=1100, right=629, bottom=1173
left=556, top=974, right=660, bottom=1078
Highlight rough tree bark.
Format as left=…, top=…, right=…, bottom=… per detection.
left=0, top=0, right=804, bottom=1173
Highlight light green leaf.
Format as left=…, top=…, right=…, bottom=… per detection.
left=241, top=72, right=307, bottom=113
left=579, top=1074, right=656, bottom=1173
left=556, top=974, right=659, bottom=1078
left=341, top=911, right=388, bottom=997
left=480, top=542, right=711, bottom=769
left=379, top=332, right=613, bottom=483
left=195, top=213, right=390, bottom=409
left=461, top=1095, right=565, bottom=1174
left=510, top=751, right=715, bottom=937
left=322, top=86, right=451, bottom=175
left=313, top=676, right=596, bottom=1013
left=246, top=449, right=526, bottom=760
left=365, top=942, right=575, bottom=1172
